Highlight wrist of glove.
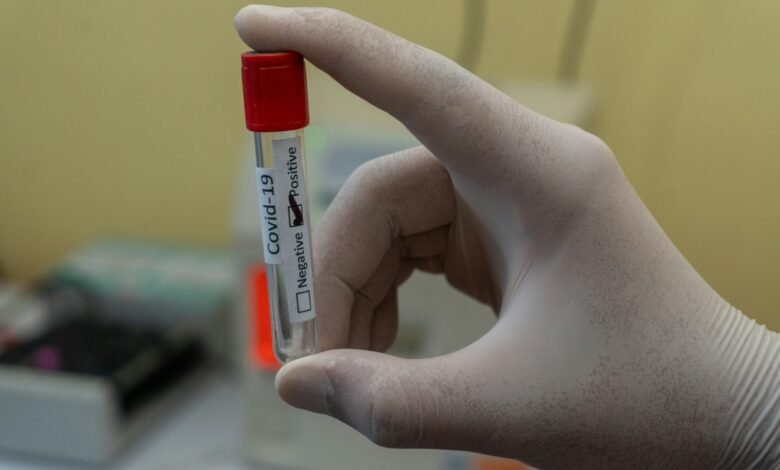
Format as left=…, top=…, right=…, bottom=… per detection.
left=711, top=303, right=780, bottom=468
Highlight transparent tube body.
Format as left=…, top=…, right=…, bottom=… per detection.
left=254, top=129, right=318, bottom=363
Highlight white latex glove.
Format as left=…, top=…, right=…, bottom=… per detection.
left=235, top=6, right=780, bottom=469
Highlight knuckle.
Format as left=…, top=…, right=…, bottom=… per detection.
left=350, top=157, right=384, bottom=185
left=342, top=155, right=398, bottom=201
left=339, top=159, right=382, bottom=202
left=525, top=124, right=623, bottom=235
left=342, top=147, right=434, bottom=201
left=567, top=124, right=618, bottom=169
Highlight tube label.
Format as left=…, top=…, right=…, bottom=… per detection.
left=256, top=167, right=283, bottom=264
left=255, top=136, right=315, bottom=323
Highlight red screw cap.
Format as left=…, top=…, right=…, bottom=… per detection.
left=241, top=51, right=309, bottom=132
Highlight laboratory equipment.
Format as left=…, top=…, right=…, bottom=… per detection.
left=45, top=238, right=237, bottom=361
left=241, top=51, right=318, bottom=363
left=0, top=281, right=208, bottom=463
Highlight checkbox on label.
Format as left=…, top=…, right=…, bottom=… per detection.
left=288, top=204, right=303, bottom=227
left=296, top=290, right=312, bottom=313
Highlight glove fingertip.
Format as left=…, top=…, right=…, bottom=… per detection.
left=275, top=355, right=333, bottom=415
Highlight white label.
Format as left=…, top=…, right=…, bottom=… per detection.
left=255, top=137, right=315, bottom=323
left=255, top=167, right=283, bottom=264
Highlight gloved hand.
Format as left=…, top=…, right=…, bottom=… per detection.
left=235, top=6, right=780, bottom=469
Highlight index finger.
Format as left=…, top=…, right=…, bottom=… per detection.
left=234, top=5, right=563, bottom=179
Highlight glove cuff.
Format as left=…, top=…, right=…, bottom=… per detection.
left=712, top=304, right=780, bottom=468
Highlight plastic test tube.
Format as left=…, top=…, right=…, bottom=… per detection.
left=241, top=51, right=318, bottom=363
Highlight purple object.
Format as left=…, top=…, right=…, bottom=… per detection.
left=32, top=345, right=62, bottom=371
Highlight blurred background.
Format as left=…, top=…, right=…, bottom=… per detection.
left=0, top=1, right=778, bottom=469
left=2, top=0, right=779, bottom=326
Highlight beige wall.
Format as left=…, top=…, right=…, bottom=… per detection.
left=0, top=1, right=777, bottom=328
left=581, top=1, right=780, bottom=328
